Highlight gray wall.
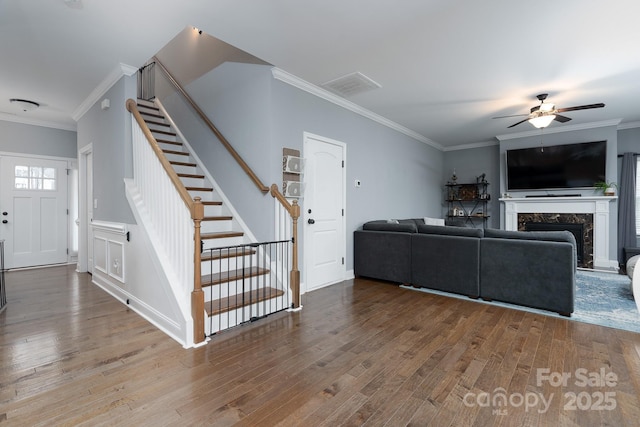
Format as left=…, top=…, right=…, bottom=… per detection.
left=77, top=75, right=136, bottom=224
left=161, top=62, right=444, bottom=270
left=442, top=144, right=500, bottom=229
left=0, top=120, right=76, bottom=159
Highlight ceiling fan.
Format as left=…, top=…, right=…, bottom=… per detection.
left=493, top=94, right=605, bottom=129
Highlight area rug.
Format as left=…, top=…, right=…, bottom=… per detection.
left=401, top=270, right=640, bottom=334
left=573, top=270, right=640, bottom=333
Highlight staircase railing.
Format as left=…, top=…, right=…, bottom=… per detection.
left=127, top=99, right=206, bottom=344
left=148, top=58, right=301, bottom=309
left=204, top=239, right=292, bottom=335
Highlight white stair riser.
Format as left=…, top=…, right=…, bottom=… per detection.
left=179, top=177, right=206, bottom=188
left=157, top=141, right=183, bottom=150
left=188, top=190, right=214, bottom=200
left=146, top=123, right=171, bottom=132
left=200, top=220, right=234, bottom=234
left=164, top=152, right=192, bottom=163
left=204, top=278, right=273, bottom=300
left=202, top=205, right=223, bottom=217
left=171, top=164, right=198, bottom=175
left=203, top=237, right=246, bottom=250
left=200, top=254, right=258, bottom=275
left=150, top=132, right=177, bottom=143
left=207, top=296, right=288, bottom=334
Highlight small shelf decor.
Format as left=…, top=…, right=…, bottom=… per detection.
left=445, top=180, right=489, bottom=228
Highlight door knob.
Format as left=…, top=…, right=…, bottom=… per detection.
left=308, top=218, right=315, bottom=224
left=2, top=220, right=7, bottom=224
left=2, top=212, right=7, bottom=215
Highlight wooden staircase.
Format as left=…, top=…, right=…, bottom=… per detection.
left=135, top=99, right=286, bottom=334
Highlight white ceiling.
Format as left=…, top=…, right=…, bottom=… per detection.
left=2, top=0, right=640, bottom=149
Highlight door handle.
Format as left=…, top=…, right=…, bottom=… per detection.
left=2, top=220, right=7, bottom=224
left=308, top=218, right=315, bottom=224
left=2, top=212, right=7, bottom=216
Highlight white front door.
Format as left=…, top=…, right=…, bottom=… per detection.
left=303, top=133, right=346, bottom=291
left=0, top=156, right=68, bottom=269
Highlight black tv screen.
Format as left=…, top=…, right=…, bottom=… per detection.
left=506, top=141, right=606, bottom=190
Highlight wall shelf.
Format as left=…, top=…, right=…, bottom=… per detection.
left=445, top=182, right=489, bottom=228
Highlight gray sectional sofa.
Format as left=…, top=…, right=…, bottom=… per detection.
left=353, top=219, right=577, bottom=316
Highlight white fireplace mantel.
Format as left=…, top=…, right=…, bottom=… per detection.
left=501, top=196, right=617, bottom=270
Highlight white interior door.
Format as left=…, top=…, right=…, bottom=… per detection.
left=0, top=156, right=68, bottom=269
left=303, top=133, right=346, bottom=291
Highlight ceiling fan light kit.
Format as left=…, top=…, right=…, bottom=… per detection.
left=529, top=114, right=556, bottom=129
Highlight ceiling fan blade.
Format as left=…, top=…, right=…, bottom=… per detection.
left=492, top=113, right=529, bottom=119
left=556, top=103, right=605, bottom=113
left=508, top=118, right=530, bottom=128
left=554, top=114, right=572, bottom=123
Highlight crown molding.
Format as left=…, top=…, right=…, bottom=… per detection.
left=442, top=139, right=499, bottom=152
left=617, top=120, right=640, bottom=130
left=0, top=112, right=77, bottom=132
left=496, top=119, right=622, bottom=141
left=271, top=67, right=443, bottom=151
left=72, top=63, right=138, bottom=122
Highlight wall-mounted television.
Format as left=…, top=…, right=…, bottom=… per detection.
left=506, top=141, right=606, bottom=191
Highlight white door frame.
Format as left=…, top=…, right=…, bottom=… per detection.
left=302, top=132, right=347, bottom=293
left=78, top=143, right=93, bottom=273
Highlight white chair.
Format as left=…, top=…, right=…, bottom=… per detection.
left=629, top=255, right=640, bottom=313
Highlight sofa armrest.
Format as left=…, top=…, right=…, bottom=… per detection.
left=354, top=230, right=412, bottom=284
left=480, top=238, right=575, bottom=314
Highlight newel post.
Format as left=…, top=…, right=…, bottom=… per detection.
left=290, top=200, right=301, bottom=308
left=191, top=197, right=205, bottom=344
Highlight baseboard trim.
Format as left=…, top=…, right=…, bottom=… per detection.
left=91, top=271, right=187, bottom=348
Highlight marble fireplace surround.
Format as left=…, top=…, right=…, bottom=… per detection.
left=501, top=196, right=617, bottom=270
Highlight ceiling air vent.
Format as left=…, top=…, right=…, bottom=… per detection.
left=321, top=72, right=381, bottom=97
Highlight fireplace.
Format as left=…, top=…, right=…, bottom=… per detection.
left=525, top=222, right=585, bottom=266
left=501, top=196, right=616, bottom=270
left=517, top=213, right=593, bottom=268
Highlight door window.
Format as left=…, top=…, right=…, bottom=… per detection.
left=14, top=165, right=57, bottom=190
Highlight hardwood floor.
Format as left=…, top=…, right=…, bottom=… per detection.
left=2, top=265, right=640, bottom=426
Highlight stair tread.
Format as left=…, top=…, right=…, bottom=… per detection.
left=151, top=129, right=177, bottom=136
left=170, top=160, right=197, bottom=167
left=163, top=149, right=189, bottom=156
left=202, top=231, right=244, bottom=240
left=205, top=287, right=284, bottom=317
left=186, top=186, right=213, bottom=192
left=202, top=267, right=270, bottom=287
left=157, top=139, right=182, bottom=146
left=201, top=201, right=223, bottom=206
left=178, top=173, right=205, bottom=179
left=202, top=216, right=232, bottom=221
left=136, top=102, right=159, bottom=111
left=144, top=119, right=170, bottom=128
left=201, top=247, right=256, bottom=261
left=139, top=111, right=164, bottom=119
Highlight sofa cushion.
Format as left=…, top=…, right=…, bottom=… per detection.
left=417, top=224, right=484, bottom=238
left=484, top=228, right=576, bottom=245
left=363, top=220, right=417, bottom=233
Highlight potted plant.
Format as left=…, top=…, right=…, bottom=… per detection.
left=594, top=181, right=618, bottom=196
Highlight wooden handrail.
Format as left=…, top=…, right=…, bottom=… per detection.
left=127, top=98, right=205, bottom=345
left=152, top=56, right=269, bottom=194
